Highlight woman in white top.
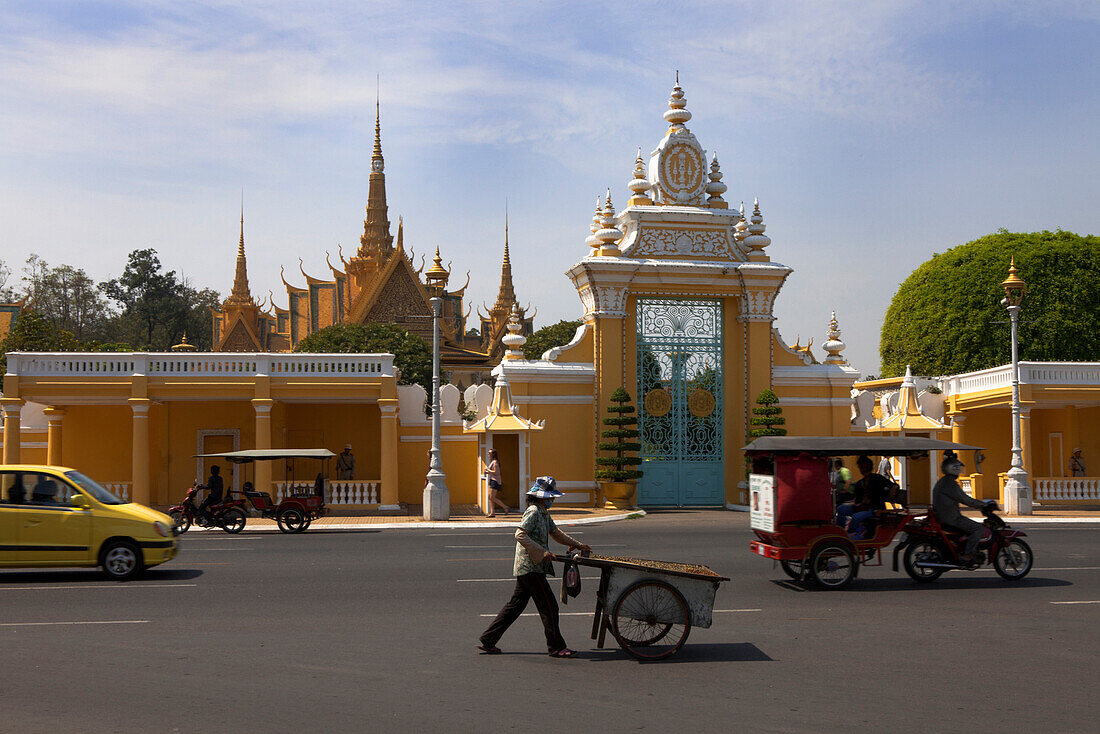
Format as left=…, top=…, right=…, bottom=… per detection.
left=485, top=449, right=509, bottom=517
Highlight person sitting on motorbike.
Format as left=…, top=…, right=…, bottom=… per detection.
left=932, top=455, right=990, bottom=566
left=835, top=455, right=892, bottom=538
left=198, top=465, right=225, bottom=522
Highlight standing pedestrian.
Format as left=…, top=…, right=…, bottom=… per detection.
left=1070, top=448, right=1087, bottom=477
left=336, top=444, right=356, bottom=480
left=484, top=448, right=509, bottom=518
left=478, top=477, right=591, bottom=658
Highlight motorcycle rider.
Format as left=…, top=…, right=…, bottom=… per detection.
left=198, top=465, right=225, bottom=523
left=931, top=455, right=989, bottom=566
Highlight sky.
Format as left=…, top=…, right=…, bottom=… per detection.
left=1, top=0, right=1097, bottom=373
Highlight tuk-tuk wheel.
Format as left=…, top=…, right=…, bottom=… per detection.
left=809, top=542, right=857, bottom=590
left=779, top=560, right=805, bottom=581
left=219, top=509, right=247, bottom=534
left=277, top=507, right=307, bottom=534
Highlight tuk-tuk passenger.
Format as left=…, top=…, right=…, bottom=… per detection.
left=835, top=455, right=891, bottom=538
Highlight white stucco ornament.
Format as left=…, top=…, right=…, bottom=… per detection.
left=650, top=78, right=708, bottom=206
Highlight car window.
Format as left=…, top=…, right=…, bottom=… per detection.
left=64, top=471, right=124, bottom=505
left=0, top=471, right=26, bottom=504
left=26, top=473, right=77, bottom=506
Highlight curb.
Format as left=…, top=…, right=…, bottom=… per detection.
left=184, top=509, right=647, bottom=533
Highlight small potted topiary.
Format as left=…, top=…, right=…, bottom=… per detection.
left=595, top=387, right=643, bottom=509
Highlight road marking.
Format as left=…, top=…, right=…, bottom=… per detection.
left=1050, top=600, right=1100, bottom=605
left=447, top=558, right=517, bottom=562
left=0, top=620, right=150, bottom=627
left=429, top=532, right=584, bottom=537
left=458, top=577, right=601, bottom=583
left=479, top=609, right=761, bottom=618
left=444, top=544, right=624, bottom=550
left=0, top=584, right=197, bottom=591
left=182, top=547, right=251, bottom=551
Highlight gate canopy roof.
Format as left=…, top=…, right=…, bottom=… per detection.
left=742, top=436, right=982, bottom=457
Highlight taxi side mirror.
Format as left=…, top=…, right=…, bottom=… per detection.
left=69, top=493, right=89, bottom=509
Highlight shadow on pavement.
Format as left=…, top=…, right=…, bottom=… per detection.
left=770, top=576, right=1072, bottom=593
left=580, top=642, right=773, bottom=664
left=0, top=567, right=204, bottom=583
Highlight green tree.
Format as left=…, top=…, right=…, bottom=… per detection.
left=523, top=319, right=582, bottom=360
left=881, top=230, right=1100, bottom=377
left=0, top=309, right=81, bottom=372
left=748, top=389, right=786, bottom=439
left=294, top=322, right=432, bottom=393
left=21, top=255, right=113, bottom=342
left=0, top=258, right=14, bottom=301
left=100, top=249, right=186, bottom=350
left=595, top=387, right=644, bottom=482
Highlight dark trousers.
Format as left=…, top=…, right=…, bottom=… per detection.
left=945, top=516, right=984, bottom=556
left=480, top=572, right=566, bottom=653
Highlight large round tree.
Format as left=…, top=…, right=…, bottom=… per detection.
left=294, top=323, right=432, bottom=392
left=880, top=230, right=1100, bottom=377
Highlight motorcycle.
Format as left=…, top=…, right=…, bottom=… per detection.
left=169, top=484, right=248, bottom=534
left=893, top=501, right=1033, bottom=582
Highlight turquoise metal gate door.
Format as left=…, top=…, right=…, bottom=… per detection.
left=636, top=298, right=724, bottom=506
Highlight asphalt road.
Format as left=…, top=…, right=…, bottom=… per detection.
left=2, top=511, right=1098, bottom=734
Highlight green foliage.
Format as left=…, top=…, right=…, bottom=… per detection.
left=748, top=389, right=787, bottom=439
left=22, top=255, right=112, bottom=342
left=595, top=388, right=644, bottom=482
left=881, top=230, right=1100, bottom=377
left=0, top=309, right=81, bottom=372
left=523, top=319, right=582, bottom=360
left=294, top=322, right=432, bottom=393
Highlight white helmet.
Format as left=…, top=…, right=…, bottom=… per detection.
left=942, top=456, right=965, bottom=476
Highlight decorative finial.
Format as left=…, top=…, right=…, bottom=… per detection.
left=628, top=147, right=652, bottom=205
left=705, top=152, right=728, bottom=208
left=822, top=310, right=847, bottom=364
left=596, top=189, right=623, bottom=255
left=734, top=201, right=749, bottom=246
left=743, top=198, right=771, bottom=255
left=585, top=195, right=603, bottom=252
left=502, top=303, right=527, bottom=360
left=424, top=245, right=450, bottom=287
left=371, top=82, right=384, bottom=172
left=664, top=74, right=691, bottom=131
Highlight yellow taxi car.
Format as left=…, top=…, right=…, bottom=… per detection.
left=0, top=465, right=179, bottom=580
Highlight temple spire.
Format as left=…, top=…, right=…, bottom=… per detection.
left=493, top=210, right=517, bottom=311
left=227, top=199, right=254, bottom=306
left=360, top=88, right=393, bottom=258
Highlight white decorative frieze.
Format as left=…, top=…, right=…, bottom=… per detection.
left=738, top=290, right=776, bottom=321
left=629, top=226, right=738, bottom=259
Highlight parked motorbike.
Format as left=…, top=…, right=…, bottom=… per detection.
left=894, top=501, right=1032, bottom=582
left=169, top=484, right=248, bottom=534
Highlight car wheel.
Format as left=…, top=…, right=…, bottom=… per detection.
left=100, top=540, right=144, bottom=581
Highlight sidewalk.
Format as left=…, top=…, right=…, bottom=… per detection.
left=188, top=504, right=645, bottom=532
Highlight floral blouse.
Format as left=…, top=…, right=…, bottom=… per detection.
left=513, top=505, right=557, bottom=577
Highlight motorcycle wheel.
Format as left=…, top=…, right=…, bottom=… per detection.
left=903, top=540, right=946, bottom=583
left=219, top=509, right=247, bottom=534
left=169, top=510, right=190, bottom=534
left=809, top=542, right=856, bottom=590
left=277, top=507, right=307, bottom=534
left=993, top=539, right=1033, bottom=580
left=779, top=560, right=804, bottom=581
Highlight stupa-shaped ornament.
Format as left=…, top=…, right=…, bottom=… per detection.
left=502, top=304, right=527, bottom=360
left=734, top=201, right=749, bottom=247
left=585, top=195, right=603, bottom=253
left=648, top=74, right=708, bottom=206
left=424, top=246, right=450, bottom=289
left=596, top=190, right=623, bottom=256
left=742, top=198, right=772, bottom=256
left=705, top=153, right=728, bottom=209
left=627, top=148, right=652, bottom=206
left=822, top=311, right=847, bottom=364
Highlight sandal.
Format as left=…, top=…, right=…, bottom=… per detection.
left=478, top=643, right=502, bottom=655
left=549, top=648, right=577, bottom=658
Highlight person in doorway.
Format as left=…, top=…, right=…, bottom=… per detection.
left=1070, top=448, right=1086, bottom=477
left=478, top=477, right=591, bottom=658
left=484, top=448, right=509, bottom=518
left=336, top=444, right=356, bottom=480
left=932, top=455, right=990, bottom=566
left=198, top=465, right=225, bottom=521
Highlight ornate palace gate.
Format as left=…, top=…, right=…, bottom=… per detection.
left=636, top=298, right=724, bottom=506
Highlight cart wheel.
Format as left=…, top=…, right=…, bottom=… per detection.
left=809, top=542, right=856, bottom=590
left=779, top=560, right=804, bottom=581
left=903, top=540, right=946, bottom=583
left=277, top=507, right=306, bottom=534
left=993, top=539, right=1032, bottom=581
left=611, top=580, right=691, bottom=661
left=219, top=509, right=246, bottom=534
left=302, top=517, right=313, bottom=532
left=169, top=510, right=190, bottom=534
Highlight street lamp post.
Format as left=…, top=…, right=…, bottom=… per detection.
left=423, top=295, right=450, bottom=520
left=1001, top=258, right=1031, bottom=515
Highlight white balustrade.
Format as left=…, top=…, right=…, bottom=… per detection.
left=959, top=477, right=973, bottom=497
left=104, top=483, right=131, bottom=502
left=941, top=362, right=1100, bottom=397
left=273, top=480, right=379, bottom=505
left=1033, top=477, right=1100, bottom=502
left=5, top=352, right=394, bottom=378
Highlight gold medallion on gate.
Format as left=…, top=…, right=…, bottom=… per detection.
left=644, top=388, right=672, bottom=417
left=688, top=388, right=715, bottom=418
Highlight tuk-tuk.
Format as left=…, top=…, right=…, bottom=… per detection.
left=743, top=436, right=981, bottom=589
